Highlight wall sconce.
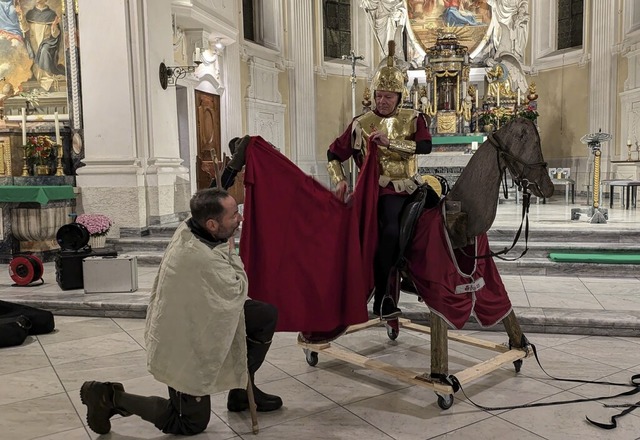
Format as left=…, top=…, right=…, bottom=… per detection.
left=159, top=61, right=198, bottom=90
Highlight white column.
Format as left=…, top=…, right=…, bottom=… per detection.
left=76, top=0, right=147, bottom=235
left=76, top=0, right=189, bottom=234
left=287, top=1, right=317, bottom=175
left=222, top=42, right=243, bottom=149
left=589, top=0, right=617, bottom=171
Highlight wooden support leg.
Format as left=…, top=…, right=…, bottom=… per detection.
left=502, top=310, right=525, bottom=349
left=430, top=312, right=449, bottom=378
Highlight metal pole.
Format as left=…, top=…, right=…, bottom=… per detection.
left=341, top=50, right=364, bottom=190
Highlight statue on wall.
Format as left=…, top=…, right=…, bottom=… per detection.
left=485, top=61, right=514, bottom=98
left=360, top=0, right=407, bottom=59
left=487, top=0, right=529, bottom=62
left=486, top=54, right=527, bottom=98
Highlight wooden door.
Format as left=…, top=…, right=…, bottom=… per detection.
left=195, top=91, right=221, bottom=190
left=194, top=91, right=245, bottom=203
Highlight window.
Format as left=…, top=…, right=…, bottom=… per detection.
left=557, top=0, right=583, bottom=50
left=243, top=0, right=256, bottom=42
left=531, top=0, right=587, bottom=71
left=323, top=0, right=351, bottom=59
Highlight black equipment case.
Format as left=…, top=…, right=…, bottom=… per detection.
left=54, top=222, right=117, bottom=290
left=55, top=248, right=118, bottom=290
left=0, top=300, right=56, bottom=348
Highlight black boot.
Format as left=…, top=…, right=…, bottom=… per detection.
left=227, top=382, right=283, bottom=412
left=228, top=337, right=281, bottom=412
left=80, top=381, right=127, bottom=435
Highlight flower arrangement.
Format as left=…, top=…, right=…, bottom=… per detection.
left=25, top=135, right=56, bottom=166
left=478, top=109, right=498, bottom=127
left=76, top=214, right=113, bottom=237
left=518, top=105, right=539, bottom=121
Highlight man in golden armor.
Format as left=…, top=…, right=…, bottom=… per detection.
left=327, top=42, right=433, bottom=319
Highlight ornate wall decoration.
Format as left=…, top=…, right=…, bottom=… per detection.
left=405, top=0, right=493, bottom=61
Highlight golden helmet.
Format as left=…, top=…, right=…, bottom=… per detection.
left=371, top=41, right=406, bottom=95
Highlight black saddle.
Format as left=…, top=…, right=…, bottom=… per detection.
left=396, top=183, right=441, bottom=270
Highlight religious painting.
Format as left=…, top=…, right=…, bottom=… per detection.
left=405, top=0, right=492, bottom=58
left=0, top=0, right=68, bottom=117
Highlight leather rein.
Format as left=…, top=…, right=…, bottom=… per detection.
left=471, top=132, right=548, bottom=261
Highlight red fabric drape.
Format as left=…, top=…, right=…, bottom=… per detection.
left=240, top=137, right=379, bottom=334
left=240, top=137, right=512, bottom=335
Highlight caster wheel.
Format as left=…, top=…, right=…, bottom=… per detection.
left=386, top=325, right=398, bottom=340
left=436, top=393, right=454, bottom=410
left=513, top=359, right=523, bottom=373
left=304, top=349, right=318, bottom=366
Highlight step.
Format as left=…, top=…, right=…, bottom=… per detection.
left=494, top=257, right=640, bottom=278
left=115, top=237, right=171, bottom=252
left=486, top=241, right=640, bottom=259
left=487, top=227, right=640, bottom=244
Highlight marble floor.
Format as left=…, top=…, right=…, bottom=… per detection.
left=1, top=194, right=640, bottom=439
left=2, top=317, right=640, bottom=439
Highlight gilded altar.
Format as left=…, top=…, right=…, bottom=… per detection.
left=423, top=33, right=471, bottom=134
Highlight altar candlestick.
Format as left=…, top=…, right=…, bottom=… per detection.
left=21, top=108, right=26, bottom=145
left=517, top=88, right=521, bottom=107
left=54, top=111, right=61, bottom=144
left=475, top=90, right=479, bottom=108
left=497, top=88, right=500, bottom=107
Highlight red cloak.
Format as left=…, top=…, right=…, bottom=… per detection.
left=240, top=137, right=378, bottom=334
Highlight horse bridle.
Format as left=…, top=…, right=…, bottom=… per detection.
left=470, top=132, right=548, bottom=261
left=487, top=132, right=548, bottom=201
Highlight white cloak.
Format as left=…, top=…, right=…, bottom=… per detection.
left=145, top=222, right=248, bottom=396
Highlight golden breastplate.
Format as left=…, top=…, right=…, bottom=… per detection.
left=353, top=109, right=418, bottom=179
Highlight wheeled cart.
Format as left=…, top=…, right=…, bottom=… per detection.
left=298, top=312, right=532, bottom=410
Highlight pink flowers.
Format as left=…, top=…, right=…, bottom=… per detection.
left=76, top=214, right=112, bottom=236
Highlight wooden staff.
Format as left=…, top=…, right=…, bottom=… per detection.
left=246, top=375, right=259, bottom=434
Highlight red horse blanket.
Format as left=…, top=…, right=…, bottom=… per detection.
left=240, top=137, right=512, bottom=334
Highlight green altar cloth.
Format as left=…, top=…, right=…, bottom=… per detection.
left=432, top=135, right=486, bottom=145
left=0, top=186, right=76, bottom=205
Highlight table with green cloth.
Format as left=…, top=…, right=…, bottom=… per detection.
left=0, top=186, right=76, bottom=205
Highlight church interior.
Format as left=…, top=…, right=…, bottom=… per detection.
left=1, top=0, right=640, bottom=438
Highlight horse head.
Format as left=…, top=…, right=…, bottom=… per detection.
left=490, top=118, right=554, bottom=200
left=444, top=117, right=554, bottom=246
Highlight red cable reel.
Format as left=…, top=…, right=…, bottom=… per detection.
left=9, top=254, right=44, bottom=286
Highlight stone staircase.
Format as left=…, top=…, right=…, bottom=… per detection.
left=114, top=223, right=640, bottom=278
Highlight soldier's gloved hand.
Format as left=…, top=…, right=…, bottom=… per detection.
left=228, top=135, right=251, bottom=171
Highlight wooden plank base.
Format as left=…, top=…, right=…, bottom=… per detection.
left=297, top=318, right=529, bottom=399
